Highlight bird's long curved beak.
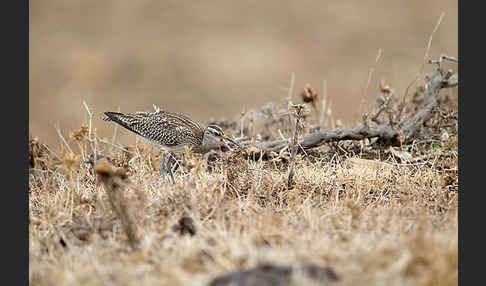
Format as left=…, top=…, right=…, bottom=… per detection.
left=222, top=136, right=248, bottom=156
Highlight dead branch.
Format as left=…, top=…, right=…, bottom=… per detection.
left=400, top=66, right=457, bottom=141
left=254, top=122, right=398, bottom=152
left=243, top=56, right=457, bottom=154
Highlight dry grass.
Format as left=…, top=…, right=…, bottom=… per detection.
left=29, top=109, right=458, bottom=285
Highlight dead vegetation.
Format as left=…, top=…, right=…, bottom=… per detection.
left=29, top=55, right=457, bottom=285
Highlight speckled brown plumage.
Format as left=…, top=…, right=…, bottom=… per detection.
left=103, top=105, right=227, bottom=153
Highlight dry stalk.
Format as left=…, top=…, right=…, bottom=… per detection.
left=55, top=123, right=74, bottom=154
left=401, top=12, right=445, bottom=116
left=371, top=88, right=394, bottom=124
left=361, top=48, right=383, bottom=114
left=319, top=79, right=328, bottom=127
left=287, top=103, right=305, bottom=190
left=82, top=101, right=101, bottom=163
left=94, top=159, right=140, bottom=250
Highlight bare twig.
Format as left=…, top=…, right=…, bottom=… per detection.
left=319, top=79, right=328, bottom=127
left=82, top=101, right=99, bottom=162
left=371, top=90, right=394, bottom=124
left=55, top=123, right=74, bottom=154
left=361, top=48, right=383, bottom=114
left=82, top=101, right=94, bottom=142
left=110, top=106, right=121, bottom=153
left=98, top=138, right=134, bottom=153
left=286, top=72, right=296, bottom=136
left=401, top=12, right=445, bottom=115
left=288, top=72, right=296, bottom=100
left=287, top=103, right=305, bottom=189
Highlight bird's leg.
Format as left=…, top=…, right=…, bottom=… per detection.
left=166, top=153, right=176, bottom=184
left=160, top=152, right=167, bottom=182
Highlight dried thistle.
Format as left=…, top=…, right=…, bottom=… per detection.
left=379, top=79, right=391, bottom=93
left=69, top=126, right=89, bottom=141
left=52, top=148, right=82, bottom=177
left=301, top=83, right=318, bottom=108
left=29, top=135, right=50, bottom=169
left=94, top=159, right=139, bottom=250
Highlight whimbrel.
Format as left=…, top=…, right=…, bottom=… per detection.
left=103, top=105, right=243, bottom=184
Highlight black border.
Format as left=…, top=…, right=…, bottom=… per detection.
left=3, top=0, right=28, bottom=284
left=457, top=0, right=462, bottom=283
left=454, top=0, right=468, bottom=284
left=459, top=1, right=481, bottom=286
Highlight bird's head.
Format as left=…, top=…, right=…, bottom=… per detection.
left=202, top=125, right=244, bottom=153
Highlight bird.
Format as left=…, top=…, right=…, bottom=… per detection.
left=102, top=105, right=244, bottom=184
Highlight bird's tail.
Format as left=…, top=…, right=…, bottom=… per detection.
left=102, top=112, right=125, bottom=122
left=102, top=112, right=144, bottom=137
left=101, top=112, right=117, bottom=121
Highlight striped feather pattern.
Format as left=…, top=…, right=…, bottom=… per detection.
left=103, top=109, right=205, bottom=150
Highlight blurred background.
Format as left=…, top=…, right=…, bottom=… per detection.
left=30, top=0, right=457, bottom=148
